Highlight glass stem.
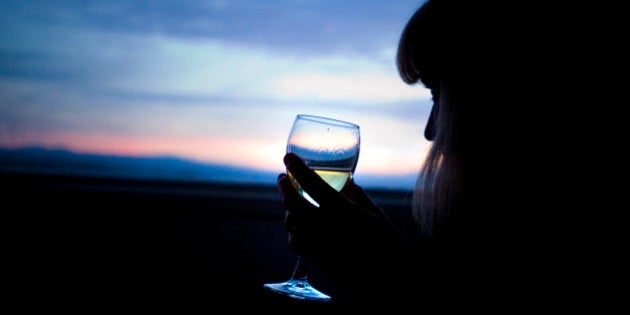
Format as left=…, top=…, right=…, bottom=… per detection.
left=290, top=256, right=309, bottom=281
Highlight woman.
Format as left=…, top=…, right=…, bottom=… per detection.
left=277, top=0, right=531, bottom=305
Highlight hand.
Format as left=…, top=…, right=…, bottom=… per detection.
left=277, top=153, right=404, bottom=275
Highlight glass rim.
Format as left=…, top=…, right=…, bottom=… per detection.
left=295, top=114, right=359, bottom=129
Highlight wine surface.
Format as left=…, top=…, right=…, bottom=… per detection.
left=288, top=169, right=351, bottom=206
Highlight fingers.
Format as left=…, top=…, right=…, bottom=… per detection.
left=341, top=180, right=389, bottom=223
left=342, top=180, right=372, bottom=206
left=283, top=211, right=298, bottom=234
left=342, top=180, right=382, bottom=213
left=283, top=153, right=339, bottom=206
left=284, top=210, right=316, bottom=257
left=341, top=179, right=364, bottom=197
left=277, top=173, right=316, bottom=216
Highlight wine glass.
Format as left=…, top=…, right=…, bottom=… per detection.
left=263, top=114, right=360, bottom=302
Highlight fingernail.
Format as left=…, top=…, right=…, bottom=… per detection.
left=277, top=173, right=286, bottom=182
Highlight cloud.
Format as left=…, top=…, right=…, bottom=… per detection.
left=1, top=0, right=423, bottom=57
left=1, top=0, right=430, bottom=105
left=273, top=71, right=429, bottom=102
left=0, top=0, right=432, bottom=176
left=1, top=21, right=430, bottom=103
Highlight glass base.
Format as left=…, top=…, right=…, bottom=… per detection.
left=263, top=279, right=331, bottom=302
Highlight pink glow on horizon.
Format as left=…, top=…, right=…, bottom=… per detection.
left=0, top=130, right=285, bottom=170
left=0, top=130, right=423, bottom=175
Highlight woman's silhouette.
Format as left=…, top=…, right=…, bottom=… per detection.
left=276, top=0, right=590, bottom=306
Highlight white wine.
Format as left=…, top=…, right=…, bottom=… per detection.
left=288, top=169, right=352, bottom=207
left=289, top=169, right=351, bottom=192
left=263, top=114, right=357, bottom=301
left=313, top=169, right=351, bottom=191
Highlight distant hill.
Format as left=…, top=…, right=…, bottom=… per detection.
left=0, top=147, right=415, bottom=191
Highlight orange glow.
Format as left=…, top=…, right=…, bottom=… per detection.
left=0, top=130, right=425, bottom=175
left=0, top=130, right=283, bottom=171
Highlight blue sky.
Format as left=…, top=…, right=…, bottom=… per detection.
left=0, top=0, right=431, bottom=180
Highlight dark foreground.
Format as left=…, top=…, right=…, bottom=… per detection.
left=2, top=172, right=414, bottom=310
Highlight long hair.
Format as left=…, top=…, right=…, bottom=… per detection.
left=397, top=0, right=465, bottom=240
left=412, top=81, right=464, bottom=240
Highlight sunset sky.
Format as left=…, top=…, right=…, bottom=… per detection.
left=0, top=0, right=432, bottom=180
